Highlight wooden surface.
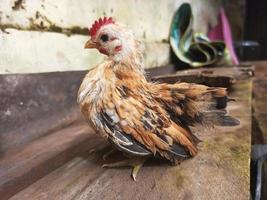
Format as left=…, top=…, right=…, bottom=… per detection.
left=0, top=122, right=97, bottom=200
left=6, top=67, right=252, bottom=200
left=250, top=61, right=267, bottom=199
left=0, top=71, right=85, bottom=153
left=0, top=66, right=180, bottom=199
left=251, top=61, right=267, bottom=144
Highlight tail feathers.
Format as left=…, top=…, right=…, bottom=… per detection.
left=203, top=109, right=240, bottom=126
left=156, top=82, right=239, bottom=128
left=197, top=89, right=240, bottom=127
left=153, top=82, right=239, bottom=164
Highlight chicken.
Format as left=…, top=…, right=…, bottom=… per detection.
left=77, top=17, right=232, bottom=181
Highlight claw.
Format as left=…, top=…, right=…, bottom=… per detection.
left=131, top=163, right=143, bottom=181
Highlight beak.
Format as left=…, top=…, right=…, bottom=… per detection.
left=84, top=39, right=97, bottom=49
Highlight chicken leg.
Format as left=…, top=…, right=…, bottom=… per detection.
left=102, top=156, right=149, bottom=181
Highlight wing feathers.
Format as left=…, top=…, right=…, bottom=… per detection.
left=99, top=85, right=196, bottom=162
left=79, top=64, right=236, bottom=164
left=97, top=81, right=231, bottom=163
left=164, top=124, right=197, bottom=156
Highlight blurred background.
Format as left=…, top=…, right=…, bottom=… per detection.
left=0, top=0, right=255, bottom=74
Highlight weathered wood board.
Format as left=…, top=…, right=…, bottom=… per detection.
left=252, top=61, right=267, bottom=144
left=8, top=67, right=252, bottom=200
left=249, top=61, right=267, bottom=199
left=0, top=122, right=96, bottom=200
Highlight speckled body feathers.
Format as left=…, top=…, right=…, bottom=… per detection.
left=78, top=59, right=227, bottom=164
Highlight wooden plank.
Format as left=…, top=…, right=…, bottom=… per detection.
left=0, top=71, right=85, bottom=153
left=152, top=65, right=254, bottom=87
left=250, top=61, right=267, bottom=200
left=9, top=149, right=109, bottom=200
left=10, top=69, right=252, bottom=200
left=251, top=61, right=267, bottom=144
left=0, top=121, right=101, bottom=200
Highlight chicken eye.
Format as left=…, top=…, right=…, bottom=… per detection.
left=100, top=34, right=109, bottom=42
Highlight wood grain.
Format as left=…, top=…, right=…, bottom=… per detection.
left=9, top=67, right=252, bottom=200
left=0, top=122, right=100, bottom=200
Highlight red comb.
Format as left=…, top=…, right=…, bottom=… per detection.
left=89, top=17, right=115, bottom=38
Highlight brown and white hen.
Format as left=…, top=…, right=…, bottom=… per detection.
left=77, top=17, right=231, bottom=180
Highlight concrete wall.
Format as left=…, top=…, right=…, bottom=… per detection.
left=0, top=0, right=221, bottom=74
